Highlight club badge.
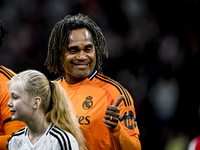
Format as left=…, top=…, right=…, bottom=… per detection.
left=82, top=96, right=93, bottom=110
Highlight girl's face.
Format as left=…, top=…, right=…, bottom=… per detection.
left=7, top=82, right=35, bottom=123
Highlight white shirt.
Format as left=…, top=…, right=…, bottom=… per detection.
left=8, top=123, right=79, bottom=150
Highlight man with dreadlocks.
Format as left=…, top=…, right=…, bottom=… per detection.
left=0, top=20, right=25, bottom=149
left=45, top=13, right=141, bottom=150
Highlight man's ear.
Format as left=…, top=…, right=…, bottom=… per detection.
left=33, top=96, right=42, bottom=109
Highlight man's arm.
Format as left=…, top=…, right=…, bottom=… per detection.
left=109, top=122, right=141, bottom=150
left=103, top=95, right=141, bottom=150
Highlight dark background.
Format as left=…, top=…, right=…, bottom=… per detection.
left=0, top=0, right=200, bottom=149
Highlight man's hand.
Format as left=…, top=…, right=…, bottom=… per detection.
left=103, top=95, right=124, bottom=129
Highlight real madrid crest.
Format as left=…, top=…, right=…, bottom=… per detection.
left=82, top=96, right=93, bottom=110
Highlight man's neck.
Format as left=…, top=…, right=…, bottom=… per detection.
left=63, top=69, right=97, bottom=84
left=65, top=76, right=86, bottom=85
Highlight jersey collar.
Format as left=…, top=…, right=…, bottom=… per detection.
left=61, top=69, right=98, bottom=82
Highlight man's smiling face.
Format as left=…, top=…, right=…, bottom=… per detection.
left=62, top=28, right=96, bottom=84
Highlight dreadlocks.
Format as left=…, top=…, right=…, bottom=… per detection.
left=0, top=20, right=5, bottom=48
left=45, top=13, right=108, bottom=76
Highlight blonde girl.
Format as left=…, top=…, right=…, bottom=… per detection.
left=7, top=69, right=86, bottom=150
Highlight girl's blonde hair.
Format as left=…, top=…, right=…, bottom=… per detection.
left=7, top=69, right=87, bottom=150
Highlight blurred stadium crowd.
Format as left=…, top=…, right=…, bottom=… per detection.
left=0, top=0, right=199, bottom=149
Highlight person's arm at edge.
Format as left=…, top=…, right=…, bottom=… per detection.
left=0, top=135, right=11, bottom=150
left=109, top=123, right=141, bottom=150
left=0, top=121, right=25, bottom=150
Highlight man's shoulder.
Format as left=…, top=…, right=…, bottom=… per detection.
left=92, top=72, right=122, bottom=89
left=92, top=73, right=134, bottom=107
left=0, top=65, right=16, bottom=80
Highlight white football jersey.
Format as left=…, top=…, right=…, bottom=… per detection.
left=8, top=123, right=79, bottom=150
